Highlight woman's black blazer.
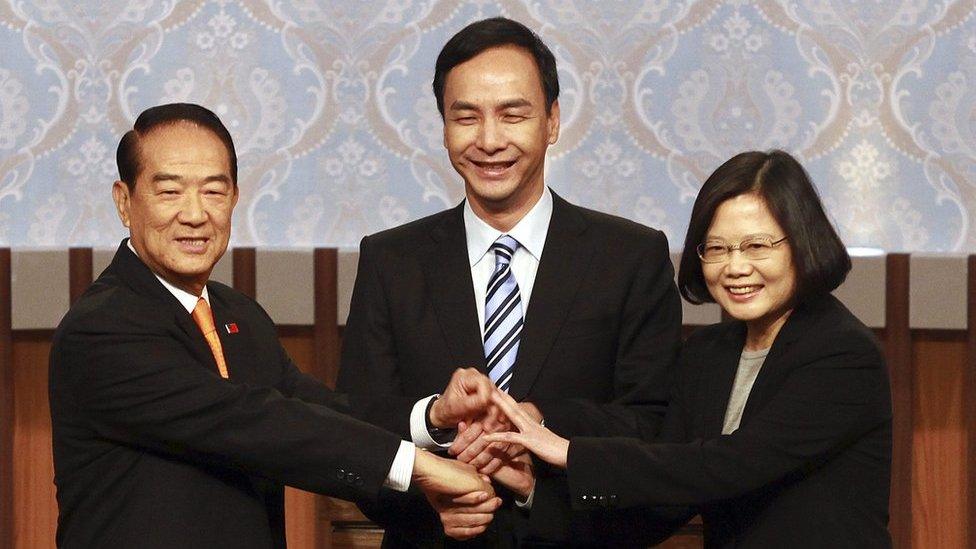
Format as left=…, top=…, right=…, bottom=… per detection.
left=566, top=295, right=892, bottom=548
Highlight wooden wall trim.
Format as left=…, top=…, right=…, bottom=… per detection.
left=0, top=249, right=12, bottom=549
left=313, top=248, right=339, bottom=549
left=232, top=248, right=257, bottom=299
left=313, top=248, right=340, bottom=389
left=885, top=253, right=911, bottom=548
left=968, top=255, right=976, bottom=549
left=68, top=248, right=93, bottom=305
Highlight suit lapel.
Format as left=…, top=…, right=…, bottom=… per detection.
left=739, top=299, right=824, bottom=422
left=507, top=195, right=592, bottom=399
left=109, top=239, right=226, bottom=378
left=701, top=322, right=746, bottom=436
left=424, top=205, right=487, bottom=370
left=209, top=287, right=249, bottom=382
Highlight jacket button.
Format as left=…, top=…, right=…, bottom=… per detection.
left=355, top=477, right=364, bottom=487
left=336, top=469, right=345, bottom=480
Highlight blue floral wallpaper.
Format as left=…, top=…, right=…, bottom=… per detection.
left=1, top=0, right=974, bottom=251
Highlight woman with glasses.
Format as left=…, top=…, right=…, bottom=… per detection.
left=486, top=150, right=892, bottom=547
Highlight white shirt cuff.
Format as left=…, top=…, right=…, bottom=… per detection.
left=410, top=395, right=454, bottom=450
left=382, top=440, right=416, bottom=492
left=515, top=484, right=535, bottom=509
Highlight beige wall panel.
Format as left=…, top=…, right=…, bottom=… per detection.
left=338, top=249, right=359, bottom=326
left=93, top=248, right=115, bottom=278
left=256, top=250, right=314, bottom=325
left=909, top=255, right=966, bottom=330
left=11, top=250, right=69, bottom=330
left=833, top=256, right=886, bottom=328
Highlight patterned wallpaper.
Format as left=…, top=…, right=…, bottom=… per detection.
left=1, top=1, right=974, bottom=252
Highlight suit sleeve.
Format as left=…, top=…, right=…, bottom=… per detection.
left=57, top=311, right=402, bottom=503
left=532, top=229, right=682, bottom=440
left=275, top=338, right=413, bottom=439
left=566, top=337, right=891, bottom=510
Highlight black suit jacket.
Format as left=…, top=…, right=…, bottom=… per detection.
left=568, top=295, right=892, bottom=548
left=338, top=192, right=682, bottom=547
left=49, top=241, right=416, bottom=549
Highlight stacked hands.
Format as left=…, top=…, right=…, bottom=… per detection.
left=412, top=368, right=570, bottom=540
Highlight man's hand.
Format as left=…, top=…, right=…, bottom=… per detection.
left=429, top=368, right=495, bottom=429
left=412, top=447, right=492, bottom=496
left=426, top=490, right=503, bottom=540
left=450, top=401, right=543, bottom=473
left=412, top=449, right=499, bottom=540
left=488, top=451, right=535, bottom=500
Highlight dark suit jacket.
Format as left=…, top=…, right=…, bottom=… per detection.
left=568, top=295, right=892, bottom=548
left=338, top=192, right=683, bottom=547
left=49, top=241, right=417, bottom=549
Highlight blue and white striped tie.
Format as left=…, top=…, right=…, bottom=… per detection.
left=484, top=235, right=523, bottom=392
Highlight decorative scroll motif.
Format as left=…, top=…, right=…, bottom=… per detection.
left=1, top=0, right=973, bottom=251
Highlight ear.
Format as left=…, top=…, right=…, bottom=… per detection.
left=112, top=181, right=131, bottom=228
left=546, top=100, right=560, bottom=145
left=231, top=184, right=240, bottom=209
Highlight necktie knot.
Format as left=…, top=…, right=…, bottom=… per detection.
left=192, top=298, right=216, bottom=335
left=491, top=235, right=520, bottom=268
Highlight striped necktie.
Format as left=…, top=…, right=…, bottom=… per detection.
left=484, top=235, right=523, bottom=392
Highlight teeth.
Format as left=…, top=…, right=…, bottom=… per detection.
left=728, top=286, right=760, bottom=295
left=474, top=161, right=515, bottom=172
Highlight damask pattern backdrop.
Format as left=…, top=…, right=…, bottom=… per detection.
left=0, top=1, right=974, bottom=251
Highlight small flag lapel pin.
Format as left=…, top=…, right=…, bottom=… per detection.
left=225, top=323, right=239, bottom=334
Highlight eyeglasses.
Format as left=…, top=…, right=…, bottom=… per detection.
left=697, top=235, right=788, bottom=263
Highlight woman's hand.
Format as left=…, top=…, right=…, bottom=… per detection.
left=482, top=390, right=570, bottom=469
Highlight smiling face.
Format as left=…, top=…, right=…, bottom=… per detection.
left=703, top=193, right=797, bottom=348
left=112, top=122, right=238, bottom=295
left=442, top=45, right=559, bottom=228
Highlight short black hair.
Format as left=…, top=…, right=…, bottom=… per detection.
left=678, top=150, right=851, bottom=306
left=432, top=17, right=559, bottom=117
left=116, top=103, right=237, bottom=189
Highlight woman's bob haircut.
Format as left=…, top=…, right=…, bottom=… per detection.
left=678, top=149, right=851, bottom=306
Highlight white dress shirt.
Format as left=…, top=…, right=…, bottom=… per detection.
left=127, top=241, right=415, bottom=491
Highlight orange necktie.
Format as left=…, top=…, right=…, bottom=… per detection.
left=191, top=297, right=229, bottom=379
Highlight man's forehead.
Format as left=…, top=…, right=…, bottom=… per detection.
left=444, top=48, right=546, bottom=104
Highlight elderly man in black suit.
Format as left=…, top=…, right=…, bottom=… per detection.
left=337, top=17, right=683, bottom=547
left=49, top=103, right=499, bottom=549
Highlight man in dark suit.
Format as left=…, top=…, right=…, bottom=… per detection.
left=337, top=17, right=682, bottom=547
left=49, top=103, right=499, bottom=548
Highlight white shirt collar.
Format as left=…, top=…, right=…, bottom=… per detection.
left=463, top=186, right=553, bottom=267
left=127, top=239, right=210, bottom=314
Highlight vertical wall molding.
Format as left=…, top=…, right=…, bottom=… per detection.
left=313, top=248, right=340, bottom=389
left=232, top=248, right=257, bottom=299
left=68, top=248, right=93, bottom=305
left=312, top=247, right=339, bottom=549
left=0, top=249, right=12, bottom=549
left=885, top=254, right=912, bottom=548
left=967, top=255, right=976, bottom=549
